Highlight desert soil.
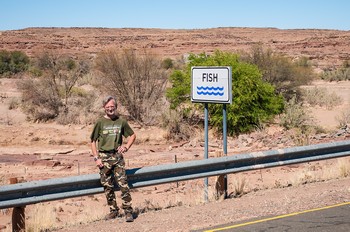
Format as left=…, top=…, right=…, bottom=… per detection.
left=0, top=77, right=350, bottom=232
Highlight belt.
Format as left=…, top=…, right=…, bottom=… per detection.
left=99, top=150, right=116, bottom=154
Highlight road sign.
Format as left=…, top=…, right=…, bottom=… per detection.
left=191, top=66, right=232, bottom=104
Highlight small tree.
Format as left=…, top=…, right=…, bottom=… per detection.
left=17, top=78, right=62, bottom=121
left=36, top=52, right=90, bottom=111
left=240, top=44, right=315, bottom=100
left=18, top=52, right=90, bottom=122
left=166, top=50, right=284, bottom=135
left=94, top=49, right=168, bottom=125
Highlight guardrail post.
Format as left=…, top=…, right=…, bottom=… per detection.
left=215, top=151, right=226, bottom=200
left=10, top=178, right=25, bottom=232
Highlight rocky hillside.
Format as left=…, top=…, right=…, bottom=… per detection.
left=1, top=27, right=350, bottom=69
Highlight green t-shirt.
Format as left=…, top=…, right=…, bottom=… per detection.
left=90, top=116, right=134, bottom=152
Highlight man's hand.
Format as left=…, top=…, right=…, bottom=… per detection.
left=94, top=157, right=103, bottom=168
left=117, top=146, right=128, bottom=153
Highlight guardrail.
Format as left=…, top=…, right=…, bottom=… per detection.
left=1, top=140, right=350, bottom=209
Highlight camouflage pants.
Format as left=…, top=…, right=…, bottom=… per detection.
left=99, top=152, right=133, bottom=214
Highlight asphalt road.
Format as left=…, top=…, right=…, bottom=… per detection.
left=198, top=202, right=350, bottom=232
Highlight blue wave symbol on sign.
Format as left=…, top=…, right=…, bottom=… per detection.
left=197, top=86, right=224, bottom=91
left=197, top=86, right=224, bottom=96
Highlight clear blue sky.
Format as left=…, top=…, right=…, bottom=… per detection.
left=1, top=0, right=349, bottom=31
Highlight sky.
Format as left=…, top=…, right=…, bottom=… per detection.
left=1, top=0, right=349, bottom=31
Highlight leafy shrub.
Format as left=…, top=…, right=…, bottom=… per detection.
left=0, top=50, right=30, bottom=76
left=161, top=58, right=174, bottom=69
left=166, top=50, right=284, bottom=135
left=280, top=96, right=313, bottom=130
left=167, top=70, right=191, bottom=109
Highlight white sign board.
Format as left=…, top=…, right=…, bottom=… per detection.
left=191, top=66, right=232, bottom=104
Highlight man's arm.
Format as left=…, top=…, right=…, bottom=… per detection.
left=91, top=140, right=98, bottom=159
left=117, top=133, right=136, bottom=153
left=125, top=133, right=136, bottom=150
left=91, top=140, right=103, bottom=167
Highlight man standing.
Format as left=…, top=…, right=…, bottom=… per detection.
left=90, top=96, right=136, bottom=222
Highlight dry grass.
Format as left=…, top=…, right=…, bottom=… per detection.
left=303, top=86, right=343, bottom=110
left=230, top=178, right=247, bottom=198
left=290, top=157, right=350, bottom=187
left=336, top=107, right=350, bottom=128
left=16, top=198, right=107, bottom=232
left=27, top=204, right=57, bottom=232
left=337, top=158, right=350, bottom=177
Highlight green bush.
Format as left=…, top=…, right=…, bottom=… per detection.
left=0, top=50, right=29, bottom=76
left=0, top=50, right=11, bottom=74
left=161, top=58, right=174, bottom=69
left=166, top=50, right=284, bottom=135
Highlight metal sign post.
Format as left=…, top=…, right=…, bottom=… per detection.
left=204, top=103, right=209, bottom=201
left=191, top=66, right=232, bottom=202
left=223, top=103, right=228, bottom=198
